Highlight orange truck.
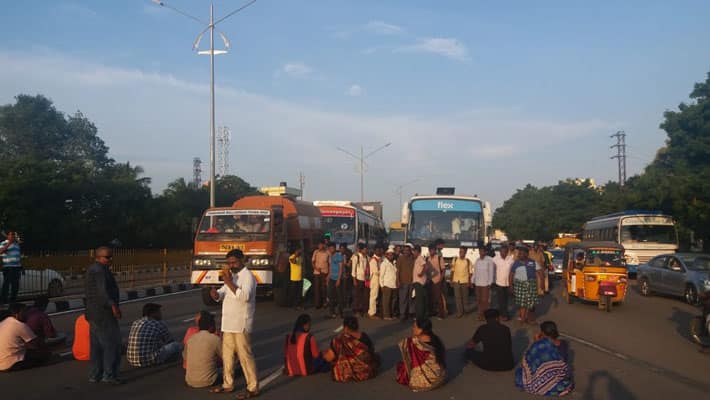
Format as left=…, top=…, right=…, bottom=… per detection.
left=190, top=185, right=323, bottom=305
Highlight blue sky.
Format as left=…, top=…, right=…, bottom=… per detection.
left=1, top=1, right=708, bottom=223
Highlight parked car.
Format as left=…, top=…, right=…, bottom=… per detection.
left=637, top=253, right=710, bottom=305
left=0, top=268, right=65, bottom=299
left=550, top=248, right=564, bottom=277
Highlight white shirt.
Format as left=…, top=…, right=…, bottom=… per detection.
left=472, top=256, right=496, bottom=287
left=493, top=254, right=515, bottom=287
left=379, top=258, right=398, bottom=289
left=369, top=255, right=381, bottom=280
left=216, top=267, right=256, bottom=333
left=0, top=317, right=36, bottom=371
left=351, top=252, right=369, bottom=281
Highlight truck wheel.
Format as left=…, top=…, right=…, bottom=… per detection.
left=201, top=287, right=219, bottom=307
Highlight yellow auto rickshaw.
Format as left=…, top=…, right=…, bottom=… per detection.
left=562, top=241, right=628, bottom=312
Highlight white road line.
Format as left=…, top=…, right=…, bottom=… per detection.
left=333, top=326, right=343, bottom=333
left=560, top=331, right=630, bottom=361
left=59, top=351, right=73, bottom=357
left=49, top=289, right=201, bottom=316
left=259, top=368, right=283, bottom=389
left=182, top=317, right=196, bottom=322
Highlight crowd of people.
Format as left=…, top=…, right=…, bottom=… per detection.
left=0, top=240, right=573, bottom=397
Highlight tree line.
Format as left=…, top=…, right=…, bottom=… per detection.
left=0, top=94, right=258, bottom=251
left=493, top=71, right=710, bottom=251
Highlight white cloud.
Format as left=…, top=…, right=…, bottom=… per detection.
left=281, top=62, right=313, bottom=78
left=397, top=37, right=470, bottom=61
left=0, top=50, right=617, bottom=222
left=346, top=84, right=364, bottom=97
left=364, top=21, right=404, bottom=35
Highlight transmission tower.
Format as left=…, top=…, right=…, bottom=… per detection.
left=610, top=131, right=627, bottom=186
left=192, top=157, right=202, bottom=188
left=217, top=126, right=231, bottom=177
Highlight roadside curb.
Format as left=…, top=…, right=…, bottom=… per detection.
left=43, top=283, right=196, bottom=313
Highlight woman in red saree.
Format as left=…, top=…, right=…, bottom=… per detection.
left=396, top=318, right=447, bottom=392
left=322, top=316, right=379, bottom=382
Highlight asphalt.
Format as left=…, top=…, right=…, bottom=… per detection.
left=1, top=280, right=708, bottom=400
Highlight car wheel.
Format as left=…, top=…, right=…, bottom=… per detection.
left=685, top=285, right=698, bottom=305
left=639, top=278, right=651, bottom=296
left=48, top=279, right=63, bottom=298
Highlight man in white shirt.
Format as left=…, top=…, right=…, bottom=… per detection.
left=492, top=244, right=515, bottom=321
left=367, top=245, right=383, bottom=319
left=412, top=245, right=429, bottom=321
left=209, top=249, right=259, bottom=398
left=473, top=244, right=496, bottom=321
left=351, top=243, right=370, bottom=317
left=379, top=246, right=398, bottom=320
left=0, top=303, right=49, bottom=371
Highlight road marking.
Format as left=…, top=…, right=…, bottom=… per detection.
left=59, top=351, right=73, bottom=357
left=182, top=317, right=196, bottom=322
left=259, top=368, right=283, bottom=389
left=333, top=326, right=343, bottom=333
left=48, top=288, right=201, bottom=316
left=560, top=331, right=630, bottom=361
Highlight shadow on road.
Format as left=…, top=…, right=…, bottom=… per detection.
left=512, top=328, right=530, bottom=363
left=668, top=306, right=695, bottom=343
left=581, top=370, right=636, bottom=400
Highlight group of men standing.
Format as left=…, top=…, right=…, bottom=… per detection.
left=288, top=239, right=550, bottom=325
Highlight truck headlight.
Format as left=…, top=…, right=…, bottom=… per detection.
left=193, top=258, right=213, bottom=267
left=251, top=258, right=270, bottom=266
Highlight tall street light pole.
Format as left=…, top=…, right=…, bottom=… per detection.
left=337, top=142, right=391, bottom=202
left=152, top=0, right=257, bottom=208
left=395, top=178, right=419, bottom=209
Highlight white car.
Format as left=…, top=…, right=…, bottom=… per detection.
left=0, top=268, right=65, bottom=299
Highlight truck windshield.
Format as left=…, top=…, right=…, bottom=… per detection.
left=322, top=216, right=355, bottom=244
left=620, top=224, right=677, bottom=245
left=196, top=210, right=270, bottom=241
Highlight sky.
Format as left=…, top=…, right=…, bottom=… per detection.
left=1, top=0, right=708, bottom=223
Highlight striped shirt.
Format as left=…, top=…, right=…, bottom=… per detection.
left=0, top=241, right=21, bottom=268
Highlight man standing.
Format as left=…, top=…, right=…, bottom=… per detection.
left=473, top=244, right=496, bottom=321
left=492, top=244, right=514, bottom=320
left=311, top=241, right=330, bottom=309
left=0, top=231, right=22, bottom=306
left=379, top=247, right=398, bottom=320
left=412, top=245, right=430, bottom=322
left=510, top=246, right=543, bottom=324
left=327, top=243, right=343, bottom=318
left=450, top=246, right=472, bottom=318
left=339, top=243, right=354, bottom=309
left=367, top=244, right=383, bottom=319
left=529, top=243, right=549, bottom=295
left=397, top=244, right=415, bottom=321
left=84, top=246, right=122, bottom=384
left=427, top=243, right=446, bottom=320
left=209, top=249, right=259, bottom=398
left=127, top=303, right=182, bottom=367
left=288, top=247, right=304, bottom=310
left=350, top=244, right=369, bottom=317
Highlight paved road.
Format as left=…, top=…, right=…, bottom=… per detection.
left=2, top=280, right=708, bottom=400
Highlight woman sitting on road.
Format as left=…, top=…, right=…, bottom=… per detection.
left=284, top=314, right=328, bottom=376
left=396, top=318, right=447, bottom=392
left=515, top=321, right=573, bottom=397
left=322, top=316, right=379, bottom=382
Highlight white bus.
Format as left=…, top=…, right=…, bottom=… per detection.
left=313, top=201, right=386, bottom=249
left=583, top=211, right=678, bottom=274
left=402, top=187, right=491, bottom=262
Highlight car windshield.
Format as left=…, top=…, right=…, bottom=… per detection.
left=550, top=250, right=564, bottom=263
left=586, top=249, right=625, bottom=267
left=620, top=224, right=677, bottom=244
left=196, top=210, right=270, bottom=241
left=323, top=216, right=356, bottom=244
left=678, top=255, right=710, bottom=271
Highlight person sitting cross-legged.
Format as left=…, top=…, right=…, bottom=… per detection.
left=464, top=309, right=514, bottom=371
left=184, top=311, right=222, bottom=388
left=0, top=303, right=50, bottom=371
left=127, top=303, right=182, bottom=367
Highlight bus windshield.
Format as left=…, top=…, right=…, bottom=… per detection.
left=620, top=224, right=677, bottom=245
left=196, top=210, right=270, bottom=242
left=407, top=198, right=483, bottom=246
left=388, top=230, right=405, bottom=243
left=322, top=216, right=356, bottom=244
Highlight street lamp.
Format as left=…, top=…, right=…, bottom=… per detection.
left=395, top=178, right=419, bottom=210
left=152, top=0, right=257, bottom=208
left=336, top=142, right=392, bottom=202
